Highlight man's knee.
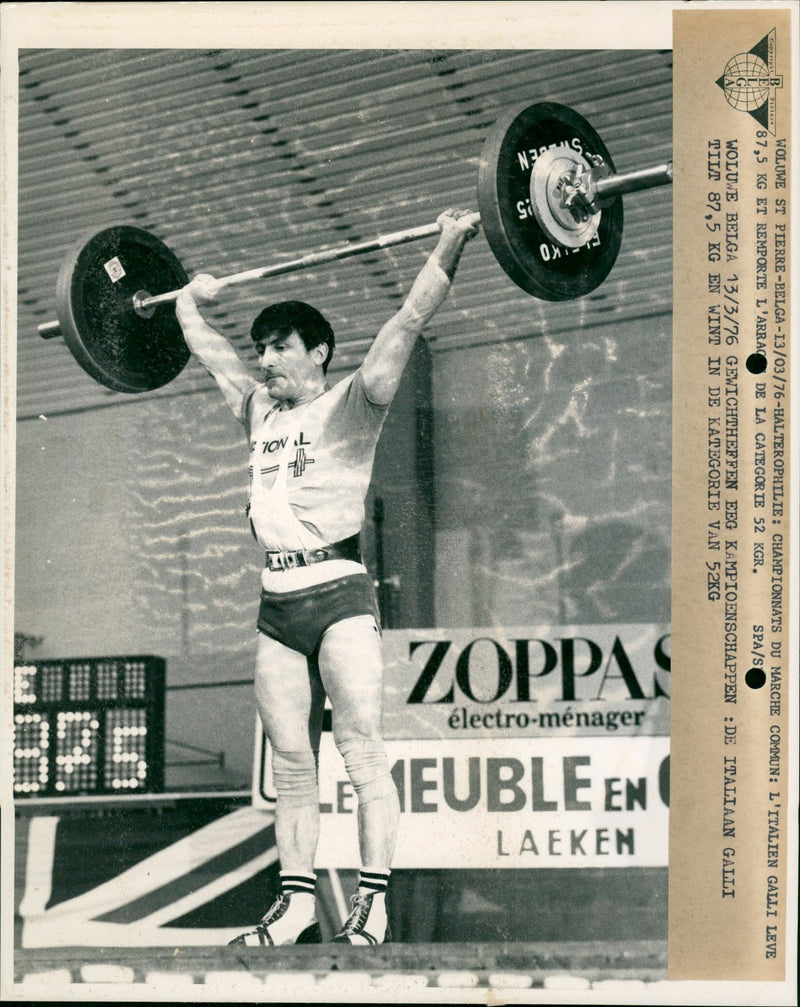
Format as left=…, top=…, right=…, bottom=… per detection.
left=336, top=737, right=396, bottom=805
left=271, top=748, right=318, bottom=807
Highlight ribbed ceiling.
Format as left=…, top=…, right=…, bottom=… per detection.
left=16, top=49, right=672, bottom=418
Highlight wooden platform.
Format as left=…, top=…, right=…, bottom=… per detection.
left=16, top=940, right=668, bottom=988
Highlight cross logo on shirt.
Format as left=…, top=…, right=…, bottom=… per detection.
left=288, top=431, right=315, bottom=478
left=288, top=448, right=314, bottom=477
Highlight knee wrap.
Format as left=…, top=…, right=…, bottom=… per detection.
left=270, top=748, right=318, bottom=808
left=337, top=738, right=396, bottom=806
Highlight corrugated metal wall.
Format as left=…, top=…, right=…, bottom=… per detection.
left=16, top=48, right=672, bottom=419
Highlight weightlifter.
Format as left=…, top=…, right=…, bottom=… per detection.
left=174, top=208, right=479, bottom=946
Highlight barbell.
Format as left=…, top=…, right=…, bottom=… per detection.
left=37, top=101, right=672, bottom=394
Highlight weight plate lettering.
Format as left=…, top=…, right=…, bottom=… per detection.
left=477, top=101, right=624, bottom=300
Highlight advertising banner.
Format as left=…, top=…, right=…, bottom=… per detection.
left=312, top=735, right=670, bottom=869
left=382, top=623, right=671, bottom=739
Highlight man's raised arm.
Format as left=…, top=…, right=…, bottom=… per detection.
left=175, top=274, right=260, bottom=423
left=360, top=208, right=479, bottom=405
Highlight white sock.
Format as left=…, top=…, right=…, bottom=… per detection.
left=280, top=870, right=317, bottom=898
left=358, top=867, right=390, bottom=896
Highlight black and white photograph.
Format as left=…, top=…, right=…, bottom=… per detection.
left=1, top=2, right=796, bottom=1002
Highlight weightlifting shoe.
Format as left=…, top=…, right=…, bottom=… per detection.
left=331, top=891, right=391, bottom=945
left=228, top=892, right=321, bottom=946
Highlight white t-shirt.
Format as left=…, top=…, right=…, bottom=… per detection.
left=244, top=368, right=389, bottom=557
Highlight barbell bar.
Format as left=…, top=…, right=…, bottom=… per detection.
left=596, top=162, right=673, bottom=199
left=35, top=220, right=450, bottom=341
left=38, top=159, right=670, bottom=335
left=133, top=219, right=468, bottom=314
left=39, top=150, right=671, bottom=334
left=35, top=101, right=674, bottom=393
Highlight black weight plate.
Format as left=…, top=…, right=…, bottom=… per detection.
left=477, top=102, right=624, bottom=300
left=54, top=225, right=190, bottom=393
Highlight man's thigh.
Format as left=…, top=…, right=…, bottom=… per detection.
left=254, top=631, right=325, bottom=750
left=317, top=615, right=384, bottom=739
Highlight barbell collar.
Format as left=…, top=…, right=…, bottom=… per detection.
left=38, top=319, right=63, bottom=339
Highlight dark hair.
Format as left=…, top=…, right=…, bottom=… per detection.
left=250, top=301, right=335, bottom=373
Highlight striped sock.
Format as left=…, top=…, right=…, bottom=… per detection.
left=280, top=871, right=317, bottom=896
left=358, top=868, right=390, bottom=895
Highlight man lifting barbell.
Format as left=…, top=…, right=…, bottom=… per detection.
left=40, top=102, right=673, bottom=384
left=173, top=207, right=480, bottom=946
left=35, top=102, right=672, bottom=943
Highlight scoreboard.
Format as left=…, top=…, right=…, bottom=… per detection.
left=13, top=656, right=165, bottom=798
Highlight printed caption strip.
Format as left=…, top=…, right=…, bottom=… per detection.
left=670, top=9, right=792, bottom=981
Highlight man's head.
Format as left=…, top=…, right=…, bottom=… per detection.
left=250, top=302, right=335, bottom=404
left=251, top=301, right=335, bottom=373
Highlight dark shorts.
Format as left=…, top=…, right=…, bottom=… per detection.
left=257, top=574, right=381, bottom=656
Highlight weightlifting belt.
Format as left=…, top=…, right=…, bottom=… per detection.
left=265, top=534, right=362, bottom=572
